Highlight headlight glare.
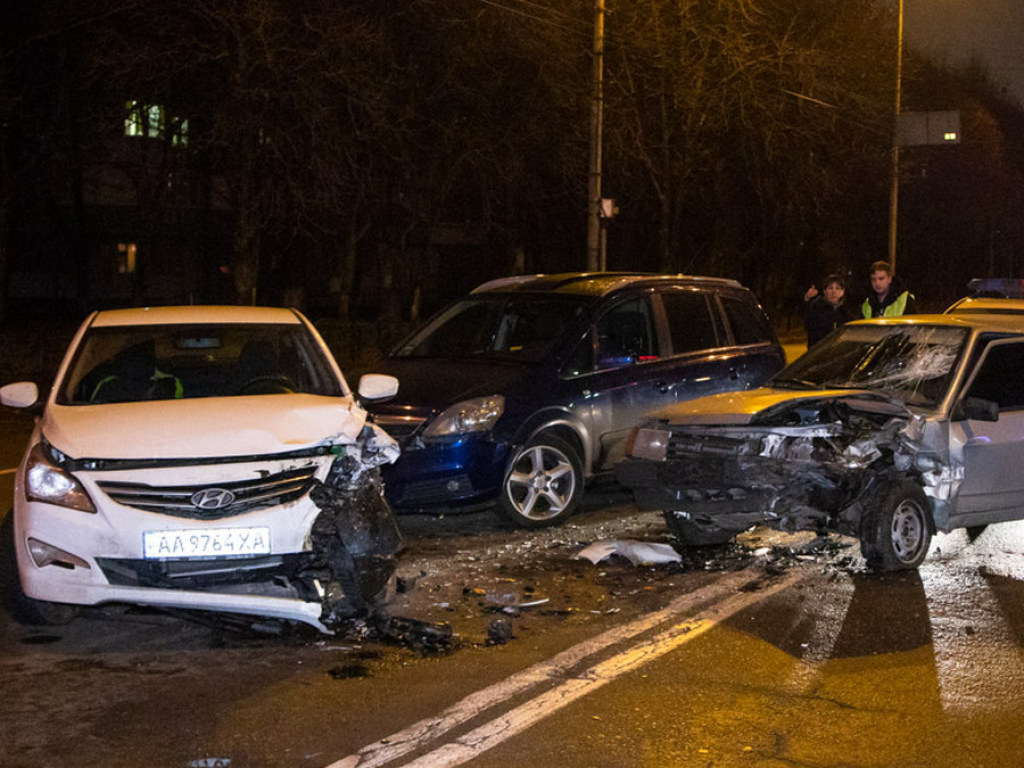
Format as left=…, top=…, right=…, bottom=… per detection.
left=25, top=443, right=95, bottom=513
left=630, top=427, right=671, bottom=461
left=423, top=395, right=505, bottom=437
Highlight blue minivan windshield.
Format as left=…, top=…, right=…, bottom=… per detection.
left=394, top=295, right=588, bottom=363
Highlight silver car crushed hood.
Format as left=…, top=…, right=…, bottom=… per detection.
left=646, top=386, right=912, bottom=426
left=41, top=394, right=371, bottom=460
left=629, top=385, right=971, bottom=534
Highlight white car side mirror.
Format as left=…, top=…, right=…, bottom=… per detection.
left=0, top=381, right=39, bottom=409
left=357, top=374, right=399, bottom=402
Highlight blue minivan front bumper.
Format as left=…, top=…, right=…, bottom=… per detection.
left=382, top=434, right=512, bottom=511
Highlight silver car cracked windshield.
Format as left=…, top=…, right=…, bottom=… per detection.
left=617, top=315, right=1024, bottom=571
left=0, top=306, right=401, bottom=632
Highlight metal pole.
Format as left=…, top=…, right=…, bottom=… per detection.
left=887, top=0, right=904, bottom=274
left=586, top=0, right=605, bottom=272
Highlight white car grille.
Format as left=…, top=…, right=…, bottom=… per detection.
left=96, top=465, right=319, bottom=519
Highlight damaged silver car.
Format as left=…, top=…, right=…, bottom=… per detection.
left=617, top=315, right=1024, bottom=571
left=0, top=306, right=401, bottom=632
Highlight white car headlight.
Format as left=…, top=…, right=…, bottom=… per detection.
left=630, top=427, right=671, bottom=461
left=25, top=442, right=96, bottom=513
left=423, top=395, right=505, bottom=437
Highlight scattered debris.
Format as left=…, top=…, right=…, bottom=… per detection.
left=486, top=617, right=515, bottom=646
left=379, top=616, right=459, bottom=655
left=575, top=539, right=683, bottom=566
left=327, top=662, right=372, bottom=680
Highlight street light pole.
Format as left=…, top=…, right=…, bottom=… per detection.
left=887, top=0, right=904, bottom=274
left=586, top=0, right=605, bottom=272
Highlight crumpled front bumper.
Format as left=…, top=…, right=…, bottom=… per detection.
left=14, top=425, right=404, bottom=633
left=617, top=457, right=774, bottom=531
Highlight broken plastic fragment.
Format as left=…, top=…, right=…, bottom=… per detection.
left=519, top=597, right=550, bottom=608
left=575, top=540, right=683, bottom=566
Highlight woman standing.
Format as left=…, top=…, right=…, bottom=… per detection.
left=802, top=274, right=855, bottom=349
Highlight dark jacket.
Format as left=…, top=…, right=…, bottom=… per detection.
left=803, top=296, right=855, bottom=348
left=862, top=281, right=917, bottom=318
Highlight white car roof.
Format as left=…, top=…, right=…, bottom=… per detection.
left=88, top=305, right=304, bottom=327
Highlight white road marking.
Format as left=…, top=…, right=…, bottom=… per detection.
left=329, top=567, right=804, bottom=768
left=923, top=560, right=1024, bottom=713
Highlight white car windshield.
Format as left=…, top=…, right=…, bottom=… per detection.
left=775, top=324, right=968, bottom=407
left=58, top=323, right=343, bottom=404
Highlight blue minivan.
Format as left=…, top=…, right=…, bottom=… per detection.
left=365, top=273, right=785, bottom=527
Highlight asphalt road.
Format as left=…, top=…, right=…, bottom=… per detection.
left=6, top=388, right=1024, bottom=767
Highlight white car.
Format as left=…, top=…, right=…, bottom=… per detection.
left=0, top=306, right=400, bottom=632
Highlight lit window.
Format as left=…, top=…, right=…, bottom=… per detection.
left=117, top=243, right=137, bottom=274
left=124, top=101, right=188, bottom=146
left=125, top=101, right=145, bottom=137
left=172, top=118, right=189, bottom=147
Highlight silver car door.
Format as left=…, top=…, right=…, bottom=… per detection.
left=952, top=339, right=1024, bottom=523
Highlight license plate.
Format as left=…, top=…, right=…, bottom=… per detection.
left=142, top=527, right=271, bottom=559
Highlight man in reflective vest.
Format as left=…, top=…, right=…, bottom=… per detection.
left=862, top=260, right=917, bottom=318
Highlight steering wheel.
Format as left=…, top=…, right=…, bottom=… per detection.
left=236, top=375, right=295, bottom=395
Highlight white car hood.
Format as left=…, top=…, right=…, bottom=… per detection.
left=41, top=394, right=368, bottom=460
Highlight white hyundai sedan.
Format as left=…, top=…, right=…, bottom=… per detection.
left=0, top=305, right=400, bottom=632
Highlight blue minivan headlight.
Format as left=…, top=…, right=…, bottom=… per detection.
left=423, top=395, right=505, bottom=437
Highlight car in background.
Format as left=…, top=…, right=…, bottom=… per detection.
left=0, top=306, right=401, bottom=631
left=946, top=278, right=1024, bottom=314
left=365, top=272, right=785, bottom=527
left=617, top=314, right=1024, bottom=571
left=945, top=296, right=1024, bottom=315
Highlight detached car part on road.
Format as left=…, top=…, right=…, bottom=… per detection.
left=0, top=306, right=402, bottom=632
left=366, top=272, right=784, bottom=528
left=618, top=315, right=1024, bottom=571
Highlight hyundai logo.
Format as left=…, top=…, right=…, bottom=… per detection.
left=191, top=487, right=236, bottom=510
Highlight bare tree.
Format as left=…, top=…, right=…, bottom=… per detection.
left=603, top=0, right=894, bottom=284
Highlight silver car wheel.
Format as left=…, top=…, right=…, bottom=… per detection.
left=861, top=479, right=932, bottom=572
left=498, top=434, right=583, bottom=527
left=891, top=498, right=927, bottom=563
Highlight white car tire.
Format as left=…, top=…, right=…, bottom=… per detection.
left=1, top=512, right=81, bottom=626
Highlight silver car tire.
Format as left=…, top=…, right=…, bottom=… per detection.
left=861, top=480, right=932, bottom=572
left=496, top=434, right=583, bottom=528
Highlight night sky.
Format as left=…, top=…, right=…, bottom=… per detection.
left=904, top=0, right=1024, bottom=106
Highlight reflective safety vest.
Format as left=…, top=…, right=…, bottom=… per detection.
left=862, top=291, right=910, bottom=319
left=90, top=369, right=183, bottom=401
